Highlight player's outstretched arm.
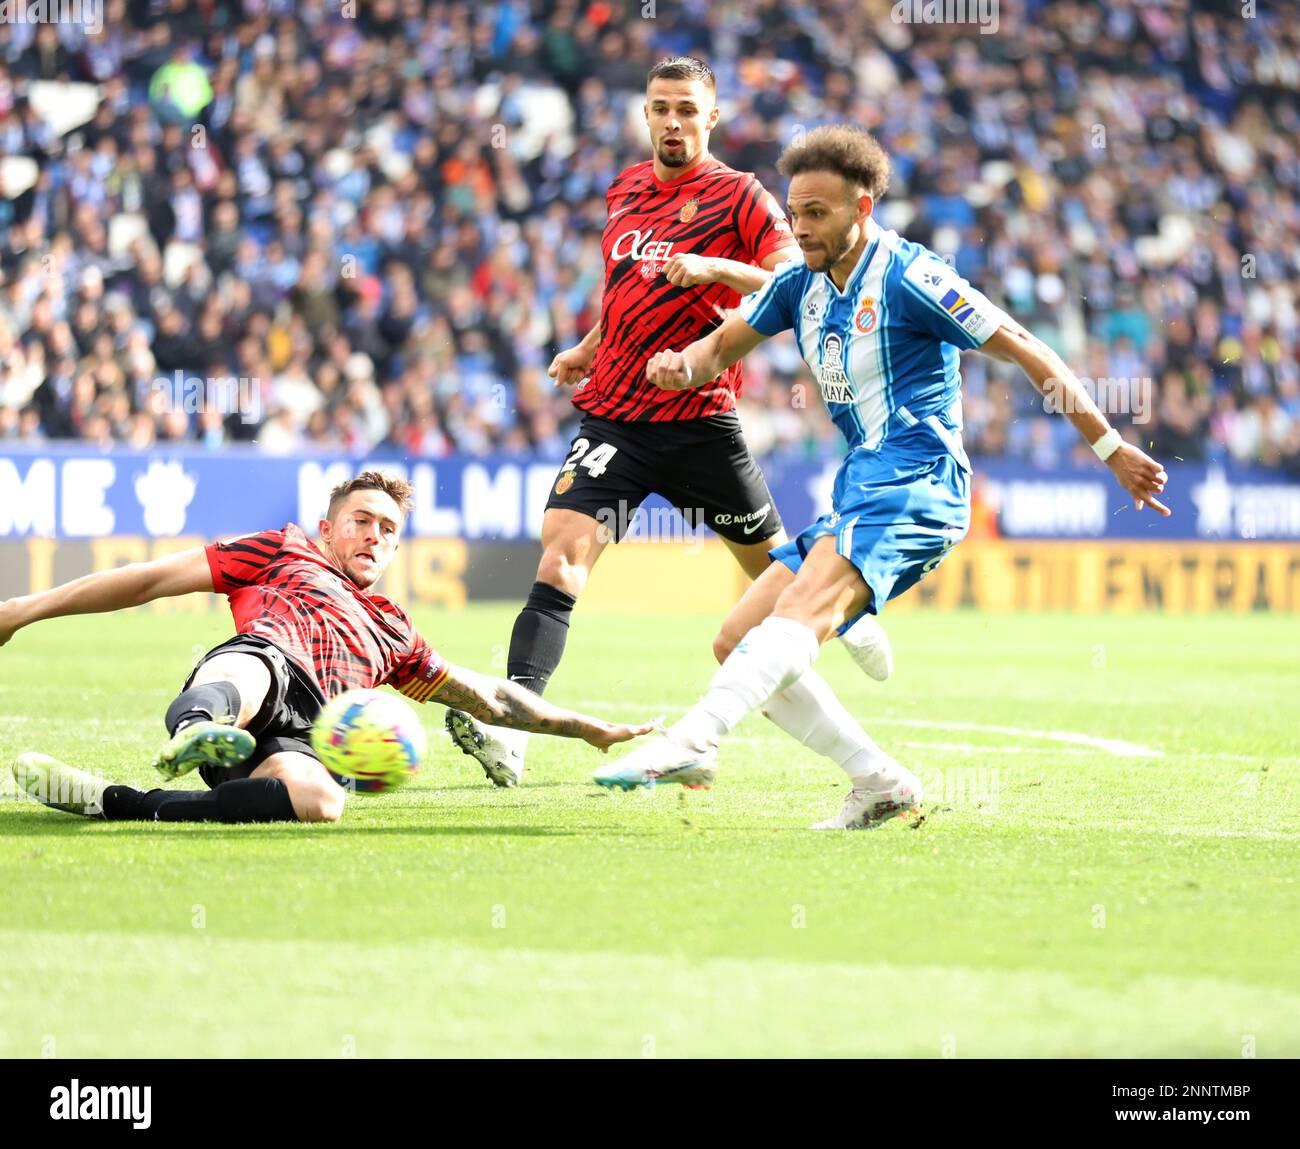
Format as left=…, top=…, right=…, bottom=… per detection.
left=0, top=547, right=214, bottom=648
left=430, top=664, right=654, bottom=751
left=981, top=323, right=1171, bottom=516
left=645, top=311, right=770, bottom=392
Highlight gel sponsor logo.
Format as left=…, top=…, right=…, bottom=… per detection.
left=610, top=228, right=677, bottom=267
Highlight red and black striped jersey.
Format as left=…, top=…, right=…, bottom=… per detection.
left=205, top=524, right=449, bottom=703
left=575, top=156, right=793, bottom=422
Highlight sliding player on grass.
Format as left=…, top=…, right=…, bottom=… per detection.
left=596, top=126, right=1170, bottom=828
left=0, top=472, right=651, bottom=824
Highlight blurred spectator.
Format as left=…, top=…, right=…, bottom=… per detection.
left=0, top=0, right=1297, bottom=472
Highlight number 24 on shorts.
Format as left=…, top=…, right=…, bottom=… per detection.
left=564, top=438, right=620, bottom=478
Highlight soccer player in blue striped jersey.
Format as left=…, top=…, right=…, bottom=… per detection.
left=595, top=125, right=1170, bottom=829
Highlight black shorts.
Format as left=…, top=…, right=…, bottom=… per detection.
left=182, top=635, right=327, bottom=789
left=544, top=411, right=784, bottom=544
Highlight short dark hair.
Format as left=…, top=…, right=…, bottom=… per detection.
left=647, top=56, right=716, bottom=92
left=777, top=125, right=891, bottom=200
left=327, top=470, right=415, bottom=521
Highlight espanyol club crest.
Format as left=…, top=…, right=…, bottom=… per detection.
left=554, top=470, right=575, bottom=495
left=855, top=296, right=878, bottom=334
left=679, top=197, right=699, bottom=223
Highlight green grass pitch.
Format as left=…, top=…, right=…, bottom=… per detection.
left=1, top=606, right=1297, bottom=1058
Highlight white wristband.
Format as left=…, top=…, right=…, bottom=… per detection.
left=1091, top=428, right=1122, bottom=461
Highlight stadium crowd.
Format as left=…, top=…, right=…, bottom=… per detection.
left=1, top=0, right=1298, bottom=473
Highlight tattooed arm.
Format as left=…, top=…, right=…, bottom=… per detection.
left=430, top=664, right=653, bottom=751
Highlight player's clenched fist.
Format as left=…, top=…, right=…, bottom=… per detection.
left=646, top=349, right=696, bottom=391
left=548, top=344, right=594, bottom=387
left=662, top=253, right=718, bottom=288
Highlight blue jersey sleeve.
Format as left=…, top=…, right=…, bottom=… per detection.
left=738, top=259, right=803, bottom=337
left=899, top=253, right=1011, bottom=350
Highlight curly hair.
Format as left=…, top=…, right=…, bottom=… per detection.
left=777, top=125, right=891, bottom=199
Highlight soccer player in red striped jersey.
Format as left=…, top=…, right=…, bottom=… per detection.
left=447, top=56, right=815, bottom=788
left=1, top=472, right=651, bottom=824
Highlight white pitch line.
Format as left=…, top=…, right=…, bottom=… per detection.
left=1168, top=827, right=1300, bottom=842
left=726, top=736, right=1094, bottom=756
left=575, top=701, right=1165, bottom=759
left=1183, top=752, right=1300, bottom=766
left=895, top=740, right=1096, bottom=756
left=866, top=718, right=1164, bottom=759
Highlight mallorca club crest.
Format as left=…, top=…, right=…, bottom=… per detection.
left=554, top=470, right=576, bottom=496
left=679, top=197, right=699, bottom=223
left=855, top=296, right=878, bottom=334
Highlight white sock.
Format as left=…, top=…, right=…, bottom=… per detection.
left=761, top=669, right=906, bottom=790
left=671, top=617, right=821, bottom=753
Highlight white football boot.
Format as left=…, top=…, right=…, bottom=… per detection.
left=12, top=753, right=110, bottom=818
left=812, top=772, right=922, bottom=830
left=593, top=731, right=717, bottom=791
left=445, top=710, right=526, bottom=788
left=838, top=614, right=893, bottom=682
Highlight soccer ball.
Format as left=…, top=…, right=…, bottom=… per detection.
left=311, top=689, right=427, bottom=793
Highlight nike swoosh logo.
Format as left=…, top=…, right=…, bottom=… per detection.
left=742, top=504, right=771, bottom=535
left=609, top=205, right=634, bottom=220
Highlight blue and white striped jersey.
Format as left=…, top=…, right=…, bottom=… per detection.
left=738, top=216, right=1011, bottom=453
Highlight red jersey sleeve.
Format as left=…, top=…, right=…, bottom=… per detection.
left=206, top=529, right=286, bottom=594
left=735, top=176, right=795, bottom=267
left=387, top=632, right=451, bottom=704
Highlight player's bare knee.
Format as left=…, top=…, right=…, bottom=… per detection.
left=282, top=775, right=345, bottom=823
left=253, top=754, right=344, bottom=822
left=712, top=629, right=739, bottom=664
left=535, top=550, right=587, bottom=597
left=301, top=784, right=345, bottom=823
left=771, top=594, right=831, bottom=641
left=191, top=654, right=271, bottom=724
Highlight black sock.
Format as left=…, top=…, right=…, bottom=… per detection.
left=506, top=580, right=577, bottom=695
left=102, top=784, right=149, bottom=820
left=165, top=681, right=242, bottom=735
left=155, top=778, right=298, bottom=823
left=103, top=779, right=298, bottom=822
left=102, top=785, right=214, bottom=820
